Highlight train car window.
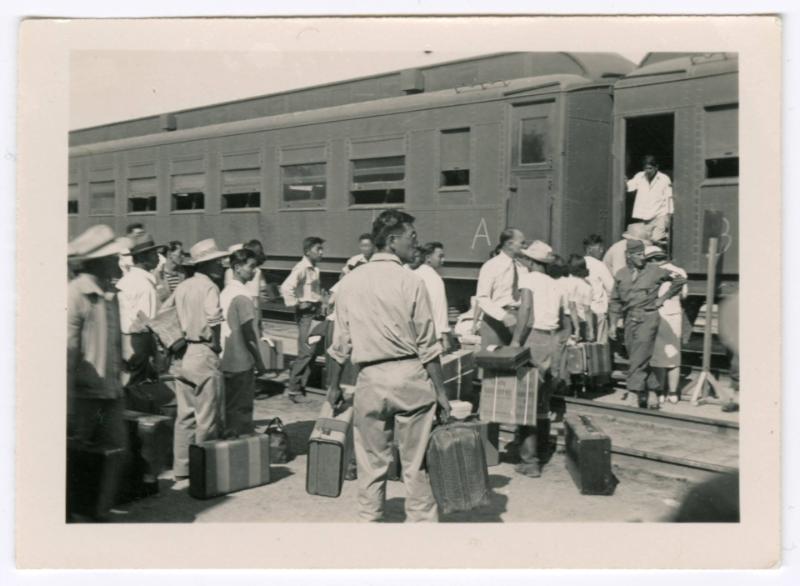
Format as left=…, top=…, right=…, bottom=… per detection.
left=221, top=168, right=261, bottom=210
left=171, top=173, right=206, bottom=211
left=351, top=156, right=405, bottom=205
left=127, top=177, right=158, bottom=213
left=520, top=117, right=549, bottom=164
left=704, top=104, right=738, bottom=179
left=281, top=163, right=326, bottom=207
left=440, top=128, right=470, bottom=188
left=89, top=181, right=115, bottom=215
left=68, top=183, right=79, bottom=215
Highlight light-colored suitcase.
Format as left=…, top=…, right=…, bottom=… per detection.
left=306, top=402, right=354, bottom=498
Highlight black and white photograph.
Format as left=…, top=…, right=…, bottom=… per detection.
left=13, top=15, right=783, bottom=570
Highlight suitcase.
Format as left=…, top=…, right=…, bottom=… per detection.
left=441, top=348, right=476, bottom=403
left=564, top=344, right=587, bottom=376
left=124, top=380, right=177, bottom=418
left=426, top=420, right=491, bottom=515
left=120, top=410, right=174, bottom=501
left=584, top=342, right=612, bottom=378
left=564, top=414, right=615, bottom=495
left=189, top=434, right=271, bottom=499
left=259, top=337, right=285, bottom=371
left=479, top=366, right=539, bottom=426
left=66, top=440, right=126, bottom=521
left=474, top=345, right=530, bottom=371
left=306, top=402, right=354, bottom=497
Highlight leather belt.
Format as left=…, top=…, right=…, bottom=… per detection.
left=358, top=354, right=417, bottom=370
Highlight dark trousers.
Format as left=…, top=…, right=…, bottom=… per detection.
left=287, top=304, right=323, bottom=395
left=122, top=332, right=156, bottom=387
left=624, top=311, right=661, bottom=393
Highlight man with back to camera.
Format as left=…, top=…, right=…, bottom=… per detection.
left=161, top=239, right=229, bottom=489
left=116, top=231, right=162, bottom=386
left=280, top=236, right=325, bottom=403
left=415, top=241, right=454, bottom=353
left=326, top=210, right=450, bottom=522
left=475, top=227, right=525, bottom=349
left=626, top=154, right=674, bottom=245
left=608, top=239, right=687, bottom=409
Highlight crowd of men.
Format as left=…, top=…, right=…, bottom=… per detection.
left=66, top=154, right=737, bottom=523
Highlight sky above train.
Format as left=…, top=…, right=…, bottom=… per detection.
left=70, top=49, right=647, bottom=130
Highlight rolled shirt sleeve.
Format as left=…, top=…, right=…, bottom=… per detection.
left=279, top=263, right=301, bottom=308
left=476, top=261, right=507, bottom=322
left=204, top=284, right=224, bottom=327
left=411, top=279, right=443, bottom=365
left=327, top=295, right=353, bottom=365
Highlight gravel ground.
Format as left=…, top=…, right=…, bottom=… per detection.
left=108, top=387, right=703, bottom=524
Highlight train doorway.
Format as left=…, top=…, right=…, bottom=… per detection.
left=624, top=113, right=675, bottom=226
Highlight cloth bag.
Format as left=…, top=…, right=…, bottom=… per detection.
left=263, top=417, right=293, bottom=464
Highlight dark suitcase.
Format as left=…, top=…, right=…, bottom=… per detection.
left=564, top=414, right=616, bottom=495
left=306, top=403, right=354, bottom=497
left=263, top=417, right=293, bottom=464
left=584, top=342, right=612, bottom=378
left=474, top=345, right=530, bottom=371
left=426, top=421, right=491, bottom=515
left=66, top=440, right=126, bottom=521
left=189, top=434, right=272, bottom=499
left=124, top=380, right=177, bottom=418
left=120, top=410, right=174, bottom=501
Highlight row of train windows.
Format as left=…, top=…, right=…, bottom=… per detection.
left=68, top=131, right=474, bottom=214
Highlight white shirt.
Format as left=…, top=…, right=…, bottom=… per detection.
left=627, top=171, right=674, bottom=221
left=280, top=256, right=322, bottom=307
left=225, top=266, right=263, bottom=303
left=602, top=239, right=629, bottom=278
left=342, top=253, right=369, bottom=276
left=563, top=275, right=593, bottom=321
left=585, top=256, right=614, bottom=296
left=220, top=279, right=259, bottom=373
left=519, top=271, right=566, bottom=331
left=415, top=264, right=450, bottom=338
left=116, top=266, right=159, bottom=334
left=657, top=262, right=688, bottom=316
left=475, top=251, right=521, bottom=321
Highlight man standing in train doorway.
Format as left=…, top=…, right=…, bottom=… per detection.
left=626, top=154, right=674, bottom=246
left=281, top=236, right=325, bottom=403
left=327, top=210, right=450, bottom=522
left=475, top=228, right=526, bottom=349
left=609, top=239, right=687, bottom=409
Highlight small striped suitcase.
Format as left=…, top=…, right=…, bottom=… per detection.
left=189, top=434, right=271, bottom=499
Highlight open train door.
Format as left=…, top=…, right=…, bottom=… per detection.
left=507, top=101, right=555, bottom=243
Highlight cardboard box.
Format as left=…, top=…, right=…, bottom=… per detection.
left=479, top=366, right=539, bottom=426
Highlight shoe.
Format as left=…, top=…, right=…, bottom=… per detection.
left=668, top=393, right=679, bottom=404
left=721, top=401, right=740, bottom=413
left=658, top=394, right=666, bottom=405
left=287, top=394, right=309, bottom=404
left=648, top=402, right=661, bottom=410
left=515, top=462, right=541, bottom=478
left=171, top=477, right=189, bottom=491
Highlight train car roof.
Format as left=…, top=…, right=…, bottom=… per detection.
left=70, top=72, right=607, bottom=156
left=617, top=52, right=738, bottom=86
left=70, top=52, right=633, bottom=146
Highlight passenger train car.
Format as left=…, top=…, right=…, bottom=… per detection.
left=68, top=51, right=738, bottom=310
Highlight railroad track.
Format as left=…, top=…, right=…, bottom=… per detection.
left=260, top=317, right=738, bottom=482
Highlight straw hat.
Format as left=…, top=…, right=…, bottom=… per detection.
left=520, top=240, right=554, bottom=263
left=68, top=225, right=132, bottom=260
left=622, top=222, right=652, bottom=243
left=185, top=239, right=230, bottom=265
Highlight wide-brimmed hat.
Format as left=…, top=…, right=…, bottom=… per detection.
left=520, top=240, right=554, bottom=263
left=622, top=222, right=652, bottom=243
left=644, top=245, right=667, bottom=260
left=185, top=239, right=230, bottom=265
left=128, top=231, right=162, bottom=256
left=68, top=225, right=132, bottom=260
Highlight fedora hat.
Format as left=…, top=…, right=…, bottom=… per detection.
left=521, top=240, right=554, bottom=263
left=68, top=225, right=132, bottom=260
left=128, top=231, right=161, bottom=256
left=185, top=239, right=229, bottom=265
left=622, top=222, right=652, bottom=243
